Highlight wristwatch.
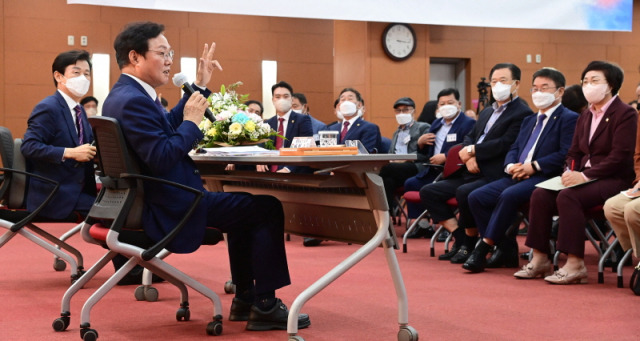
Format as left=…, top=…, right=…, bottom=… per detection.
left=467, top=145, right=474, bottom=156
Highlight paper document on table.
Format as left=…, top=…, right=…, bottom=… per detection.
left=203, top=146, right=279, bottom=156
left=535, top=175, right=597, bottom=191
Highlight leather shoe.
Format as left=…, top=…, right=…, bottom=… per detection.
left=246, top=298, right=311, bottom=331
left=437, top=230, right=450, bottom=242
left=405, top=226, right=434, bottom=239
left=438, top=245, right=460, bottom=261
left=229, top=297, right=252, bottom=321
left=450, top=245, right=472, bottom=264
left=303, top=238, right=323, bottom=247
left=514, top=260, right=553, bottom=279
left=462, top=241, right=492, bottom=273
left=544, top=266, right=588, bottom=284
left=486, top=239, right=519, bottom=268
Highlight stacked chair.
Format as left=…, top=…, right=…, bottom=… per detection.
left=52, top=117, right=224, bottom=340
left=0, top=126, right=85, bottom=282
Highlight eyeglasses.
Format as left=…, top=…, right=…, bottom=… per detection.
left=530, top=86, right=557, bottom=93
left=394, top=108, right=414, bottom=114
left=581, top=78, right=606, bottom=86
left=148, top=49, right=175, bottom=61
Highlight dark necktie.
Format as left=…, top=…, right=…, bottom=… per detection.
left=518, top=114, right=546, bottom=164
left=155, top=97, right=164, bottom=112
left=74, top=105, right=84, bottom=145
left=340, top=121, right=350, bottom=143
left=271, top=117, right=285, bottom=172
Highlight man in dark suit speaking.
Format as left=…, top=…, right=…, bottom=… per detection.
left=102, top=21, right=309, bottom=331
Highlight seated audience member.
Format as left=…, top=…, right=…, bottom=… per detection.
left=321, top=88, right=381, bottom=153
left=403, top=88, right=475, bottom=238
left=517, top=61, right=637, bottom=284
left=244, top=100, right=263, bottom=117
left=102, top=21, right=309, bottom=329
left=418, top=100, right=437, bottom=124
left=464, top=109, right=477, bottom=120
left=378, top=97, right=430, bottom=213
left=464, top=67, right=579, bottom=273
left=292, top=92, right=325, bottom=138
left=603, top=116, right=640, bottom=262
left=80, top=95, right=99, bottom=117
left=561, top=84, right=589, bottom=114
left=629, top=100, right=638, bottom=111
left=260, top=81, right=313, bottom=173
left=420, top=63, right=533, bottom=263
left=160, top=95, right=169, bottom=112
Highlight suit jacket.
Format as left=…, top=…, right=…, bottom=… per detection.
left=21, top=91, right=96, bottom=219
left=504, top=104, right=579, bottom=177
left=567, top=96, right=637, bottom=183
left=266, top=111, right=313, bottom=172
left=415, top=113, right=476, bottom=178
left=463, top=97, right=534, bottom=181
left=322, top=117, right=382, bottom=153
left=102, top=74, right=211, bottom=253
left=388, top=120, right=430, bottom=154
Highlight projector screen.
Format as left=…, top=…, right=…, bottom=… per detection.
left=68, top=0, right=632, bottom=32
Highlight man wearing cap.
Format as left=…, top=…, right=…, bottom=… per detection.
left=379, top=96, right=431, bottom=215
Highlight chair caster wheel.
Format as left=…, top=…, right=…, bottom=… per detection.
left=224, top=280, right=235, bottom=294
left=176, top=307, right=190, bottom=321
left=289, top=336, right=305, bottom=341
left=398, top=325, right=419, bottom=341
left=52, top=316, right=70, bottom=331
left=206, top=320, right=223, bottom=335
left=80, top=328, right=99, bottom=341
left=135, top=285, right=159, bottom=302
left=53, top=258, right=67, bottom=271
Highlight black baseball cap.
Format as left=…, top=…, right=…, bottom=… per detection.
left=393, top=97, right=415, bottom=108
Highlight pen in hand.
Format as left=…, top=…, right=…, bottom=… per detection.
left=74, top=140, right=96, bottom=168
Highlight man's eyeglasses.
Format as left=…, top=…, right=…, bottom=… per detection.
left=149, top=49, right=175, bottom=61
left=394, top=108, right=414, bottom=114
left=530, top=86, right=557, bottom=93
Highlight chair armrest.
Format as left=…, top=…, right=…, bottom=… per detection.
left=0, top=167, right=59, bottom=232
left=120, top=173, right=204, bottom=261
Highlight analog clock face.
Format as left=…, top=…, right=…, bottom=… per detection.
left=382, top=24, right=416, bottom=61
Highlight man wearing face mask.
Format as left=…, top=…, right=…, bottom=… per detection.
left=21, top=50, right=97, bottom=221
left=463, top=67, right=579, bottom=273
left=81, top=96, right=99, bottom=117
left=378, top=97, right=431, bottom=216
left=419, top=63, right=533, bottom=263
left=260, top=81, right=313, bottom=173
left=321, top=87, right=381, bottom=153
left=403, top=88, right=475, bottom=238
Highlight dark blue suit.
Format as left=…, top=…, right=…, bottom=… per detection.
left=468, top=104, right=578, bottom=241
left=266, top=111, right=313, bottom=172
left=322, top=117, right=382, bottom=153
left=102, top=74, right=290, bottom=294
left=403, top=114, right=475, bottom=218
left=21, top=91, right=96, bottom=220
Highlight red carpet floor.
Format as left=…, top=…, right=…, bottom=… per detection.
left=1, top=223, right=639, bottom=340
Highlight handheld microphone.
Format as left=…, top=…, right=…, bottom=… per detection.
left=172, top=73, right=216, bottom=122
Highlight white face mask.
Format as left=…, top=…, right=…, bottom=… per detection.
left=339, top=101, right=358, bottom=118
left=85, top=107, right=98, bottom=117
left=531, top=90, right=558, bottom=109
left=336, top=111, right=344, bottom=120
left=274, top=98, right=292, bottom=113
left=65, top=75, right=90, bottom=97
left=395, top=113, right=413, bottom=125
left=492, top=81, right=514, bottom=102
left=582, top=83, right=609, bottom=104
left=437, top=104, right=459, bottom=119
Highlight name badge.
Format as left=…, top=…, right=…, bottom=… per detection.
left=446, top=133, right=457, bottom=142
left=403, top=135, right=411, bottom=144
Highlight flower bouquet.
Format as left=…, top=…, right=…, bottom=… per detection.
left=198, top=82, right=278, bottom=149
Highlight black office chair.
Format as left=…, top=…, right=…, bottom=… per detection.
left=52, top=116, right=224, bottom=340
left=0, top=126, right=85, bottom=282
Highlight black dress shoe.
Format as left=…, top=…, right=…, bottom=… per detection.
left=437, top=230, right=450, bottom=242
left=116, top=265, right=165, bottom=286
left=303, top=238, right=323, bottom=247
left=246, top=298, right=310, bottom=331
left=462, top=241, right=492, bottom=273
left=438, top=245, right=460, bottom=261
left=229, top=298, right=252, bottom=321
left=450, top=245, right=473, bottom=264
left=405, top=226, right=434, bottom=239
left=486, top=239, right=519, bottom=268
left=520, top=251, right=531, bottom=260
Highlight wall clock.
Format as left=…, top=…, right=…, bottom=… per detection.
left=382, top=23, right=416, bottom=61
